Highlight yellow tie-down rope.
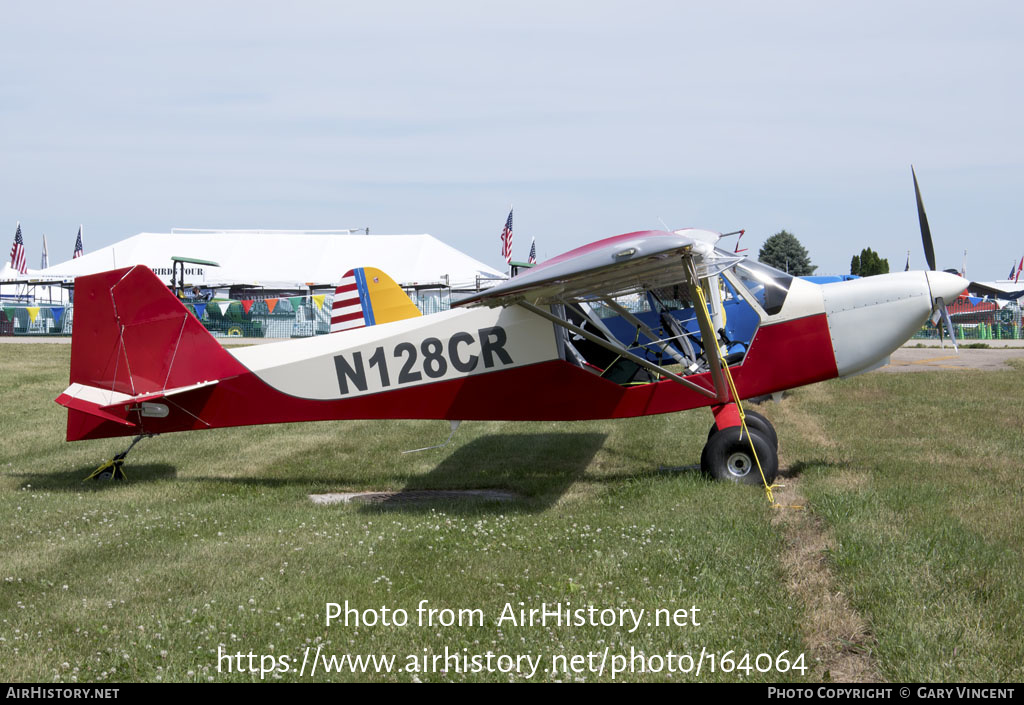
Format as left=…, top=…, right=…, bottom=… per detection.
left=719, top=358, right=778, bottom=504
left=691, top=279, right=779, bottom=504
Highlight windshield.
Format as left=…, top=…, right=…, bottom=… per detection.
left=731, top=259, right=793, bottom=315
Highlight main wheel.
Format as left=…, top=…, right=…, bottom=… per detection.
left=707, top=410, right=778, bottom=450
left=701, top=426, right=778, bottom=485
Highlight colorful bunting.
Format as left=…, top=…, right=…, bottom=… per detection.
left=312, top=294, right=325, bottom=310
left=27, top=307, right=40, bottom=323
left=266, top=299, right=278, bottom=313
left=288, top=296, right=303, bottom=312
left=241, top=300, right=254, bottom=314
left=218, top=302, right=232, bottom=316
left=50, top=307, right=65, bottom=322
left=193, top=303, right=207, bottom=319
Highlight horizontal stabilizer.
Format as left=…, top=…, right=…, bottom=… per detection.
left=56, top=380, right=220, bottom=426
left=55, top=385, right=138, bottom=427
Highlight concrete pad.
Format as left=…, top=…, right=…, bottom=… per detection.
left=309, top=489, right=522, bottom=505
left=882, top=347, right=1024, bottom=373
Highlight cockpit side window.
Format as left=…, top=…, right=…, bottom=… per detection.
left=730, top=260, right=793, bottom=316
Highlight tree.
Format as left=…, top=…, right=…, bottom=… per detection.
left=758, top=230, right=816, bottom=276
left=850, top=247, right=889, bottom=276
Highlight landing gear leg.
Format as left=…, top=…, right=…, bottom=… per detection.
left=707, top=408, right=778, bottom=450
left=85, top=434, right=154, bottom=481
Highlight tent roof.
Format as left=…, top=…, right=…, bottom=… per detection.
left=32, top=231, right=504, bottom=289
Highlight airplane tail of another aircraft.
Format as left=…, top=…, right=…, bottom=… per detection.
left=56, top=265, right=248, bottom=441
left=331, top=266, right=421, bottom=333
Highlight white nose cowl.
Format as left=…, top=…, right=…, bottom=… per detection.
left=822, top=271, right=947, bottom=378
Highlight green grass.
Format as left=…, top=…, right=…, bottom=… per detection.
left=0, top=345, right=802, bottom=683
left=780, top=361, right=1024, bottom=682
left=909, top=342, right=993, bottom=349
left=1, top=345, right=1022, bottom=682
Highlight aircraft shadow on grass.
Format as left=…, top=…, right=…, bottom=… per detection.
left=14, top=463, right=178, bottom=491
left=357, top=432, right=608, bottom=515
left=15, top=431, right=694, bottom=505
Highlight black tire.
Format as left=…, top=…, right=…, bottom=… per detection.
left=707, top=410, right=778, bottom=450
left=701, top=426, right=778, bottom=485
left=97, top=470, right=113, bottom=480
left=742, top=410, right=778, bottom=450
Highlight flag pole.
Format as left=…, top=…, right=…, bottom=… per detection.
left=508, top=203, right=512, bottom=278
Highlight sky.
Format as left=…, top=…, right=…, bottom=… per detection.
left=2, top=1, right=1022, bottom=281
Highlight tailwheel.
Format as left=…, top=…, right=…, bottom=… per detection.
left=707, top=409, right=778, bottom=450
left=86, top=454, right=127, bottom=481
left=701, top=426, right=778, bottom=485
left=84, top=434, right=153, bottom=482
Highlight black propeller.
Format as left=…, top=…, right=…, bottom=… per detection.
left=913, top=166, right=1024, bottom=302
left=911, top=165, right=957, bottom=349
left=912, top=165, right=937, bottom=272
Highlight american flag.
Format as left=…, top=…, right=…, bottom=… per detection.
left=10, top=223, right=27, bottom=274
left=1016, top=255, right=1024, bottom=284
left=527, top=238, right=536, bottom=265
left=500, top=209, right=513, bottom=264
left=73, top=226, right=84, bottom=259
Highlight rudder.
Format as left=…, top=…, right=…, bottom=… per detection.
left=60, top=266, right=247, bottom=440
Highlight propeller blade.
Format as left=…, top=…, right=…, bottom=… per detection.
left=934, top=297, right=958, bottom=351
left=912, top=165, right=937, bottom=271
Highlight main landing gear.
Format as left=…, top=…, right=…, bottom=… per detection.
left=702, top=408, right=779, bottom=485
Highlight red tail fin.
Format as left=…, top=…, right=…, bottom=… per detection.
left=60, top=266, right=247, bottom=440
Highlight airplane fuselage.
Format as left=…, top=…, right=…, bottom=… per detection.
left=57, top=260, right=965, bottom=442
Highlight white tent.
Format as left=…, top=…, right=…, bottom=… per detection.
left=30, top=230, right=504, bottom=291
left=975, top=280, right=1024, bottom=299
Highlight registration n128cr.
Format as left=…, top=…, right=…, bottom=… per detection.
left=334, top=326, right=513, bottom=395
left=243, top=305, right=561, bottom=401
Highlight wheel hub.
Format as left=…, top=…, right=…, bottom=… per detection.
left=725, top=451, right=753, bottom=478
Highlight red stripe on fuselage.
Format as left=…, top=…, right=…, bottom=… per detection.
left=67, top=314, right=838, bottom=441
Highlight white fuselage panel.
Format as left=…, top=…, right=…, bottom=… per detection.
left=229, top=306, right=560, bottom=400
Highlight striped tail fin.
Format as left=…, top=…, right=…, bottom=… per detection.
left=331, top=267, right=421, bottom=333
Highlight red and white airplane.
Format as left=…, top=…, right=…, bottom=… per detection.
left=55, top=226, right=966, bottom=485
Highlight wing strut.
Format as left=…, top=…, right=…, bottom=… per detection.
left=683, top=257, right=730, bottom=401
left=516, top=301, right=717, bottom=398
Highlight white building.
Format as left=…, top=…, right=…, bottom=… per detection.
left=30, top=229, right=503, bottom=290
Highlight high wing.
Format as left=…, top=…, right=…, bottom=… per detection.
left=456, top=229, right=743, bottom=308
left=457, top=229, right=745, bottom=402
